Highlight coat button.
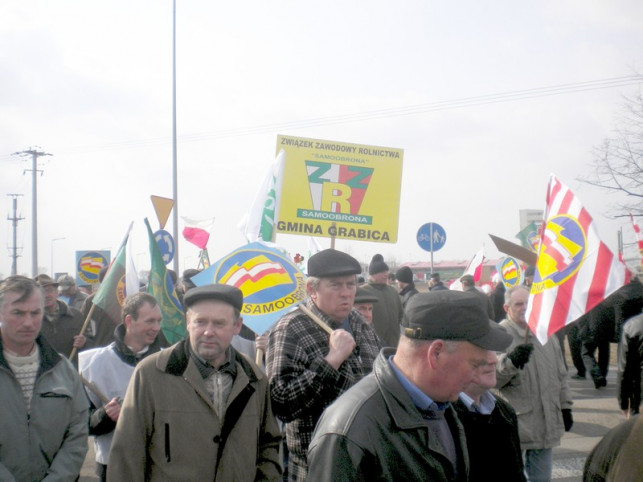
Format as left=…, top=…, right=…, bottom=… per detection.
left=213, top=435, right=221, bottom=443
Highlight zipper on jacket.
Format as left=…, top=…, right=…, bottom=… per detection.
left=164, top=423, right=171, bottom=462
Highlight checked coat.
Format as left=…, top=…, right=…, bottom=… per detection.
left=266, top=298, right=381, bottom=481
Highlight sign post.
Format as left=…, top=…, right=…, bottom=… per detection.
left=417, top=222, right=447, bottom=275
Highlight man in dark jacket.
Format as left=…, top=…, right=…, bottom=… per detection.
left=428, top=272, right=448, bottom=291
left=395, top=265, right=418, bottom=310
left=79, top=292, right=165, bottom=481
left=35, top=274, right=86, bottom=365
left=460, top=274, right=494, bottom=319
left=617, top=311, right=643, bottom=416
left=454, top=350, right=525, bottom=481
left=307, top=290, right=512, bottom=481
left=361, top=254, right=403, bottom=346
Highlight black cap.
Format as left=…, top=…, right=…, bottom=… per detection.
left=395, top=266, right=413, bottom=284
left=307, top=249, right=361, bottom=278
left=183, top=284, right=243, bottom=311
left=401, top=290, right=512, bottom=351
left=368, top=254, right=389, bottom=275
left=354, top=287, right=379, bottom=305
left=429, top=272, right=441, bottom=281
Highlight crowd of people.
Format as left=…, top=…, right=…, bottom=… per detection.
left=0, top=249, right=642, bottom=481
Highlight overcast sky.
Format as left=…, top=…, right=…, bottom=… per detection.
left=1, top=1, right=642, bottom=279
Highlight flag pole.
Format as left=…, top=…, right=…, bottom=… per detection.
left=69, top=304, right=97, bottom=361
left=299, top=304, right=333, bottom=335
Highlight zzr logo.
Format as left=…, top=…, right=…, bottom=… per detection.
left=305, top=161, right=373, bottom=215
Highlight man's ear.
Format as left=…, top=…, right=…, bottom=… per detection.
left=503, top=303, right=510, bottom=314
left=426, top=340, right=444, bottom=369
left=233, top=316, right=243, bottom=335
left=306, top=283, right=316, bottom=299
left=123, top=314, right=134, bottom=330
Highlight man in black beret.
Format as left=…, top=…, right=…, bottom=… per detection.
left=308, top=290, right=512, bottom=481
left=109, top=284, right=282, bottom=481
left=360, top=254, right=404, bottom=347
left=266, top=249, right=381, bottom=481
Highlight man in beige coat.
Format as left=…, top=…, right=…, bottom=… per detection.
left=108, top=284, right=281, bottom=481
left=495, top=285, right=573, bottom=482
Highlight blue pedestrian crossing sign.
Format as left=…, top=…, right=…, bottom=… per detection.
left=154, top=229, right=175, bottom=265
left=417, top=223, right=447, bottom=252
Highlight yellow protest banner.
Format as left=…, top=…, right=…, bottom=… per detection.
left=276, top=135, right=403, bottom=243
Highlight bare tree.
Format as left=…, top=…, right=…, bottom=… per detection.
left=580, top=91, right=643, bottom=218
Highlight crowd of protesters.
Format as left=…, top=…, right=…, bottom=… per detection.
left=0, top=250, right=642, bottom=481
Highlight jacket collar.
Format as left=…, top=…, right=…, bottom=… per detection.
left=112, top=323, right=164, bottom=366
left=0, top=334, right=61, bottom=374
left=161, top=338, right=261, bottom=384
left=374, top=348, right=469, bottom=476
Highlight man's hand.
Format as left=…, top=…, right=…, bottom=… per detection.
left=507, top=343, right=534, bottom=369
left=104, top=397, right=122, bottom=422
left=255, top=333, right=269, bottom=353
left=72, top=334, right=86, bottom=348
left=324, top=329, right=356, bottom=370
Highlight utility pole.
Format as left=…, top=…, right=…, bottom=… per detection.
left=12, top=148, right=51, bottom=276
left=7, top=194, right=24, bottom=275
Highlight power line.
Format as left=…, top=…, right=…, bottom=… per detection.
left=1, top=75, right=641, bottom=160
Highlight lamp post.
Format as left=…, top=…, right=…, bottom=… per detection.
left=50, top=237, right=65, bottom=277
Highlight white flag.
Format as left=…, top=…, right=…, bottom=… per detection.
left=238, top=150, right=285, bottom=242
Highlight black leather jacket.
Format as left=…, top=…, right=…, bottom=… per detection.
left=308, top=348, right=469, bottom=481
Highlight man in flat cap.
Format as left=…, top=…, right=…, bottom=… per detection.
left=360, top=254, right=404, bottom=347
left=266, top=249, right=381, bottom=481
left=57, top=274, right=88, bottom=311
left=108, top=284, right=282, bottom=481
left=353, top=286, right=379, bottom=324
left=34, top=274, right=86, bottom=365
left=307, top=290, right=512, bottom=481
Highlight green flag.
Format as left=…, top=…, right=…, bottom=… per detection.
left=515, top=221, right=539, bottom=252
left=144, top=218, right=187, bottom=343
left=93, top=223, right=132, bottom=325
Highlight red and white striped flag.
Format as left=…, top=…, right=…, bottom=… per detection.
left=526, top=175, right=631, bottom=344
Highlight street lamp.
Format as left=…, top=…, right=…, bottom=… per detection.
left=50, top=237, right=65, bottom=276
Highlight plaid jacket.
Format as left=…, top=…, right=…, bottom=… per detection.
left=266, top=298, right=382, bottom=482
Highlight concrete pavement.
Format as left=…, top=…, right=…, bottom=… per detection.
left=553, top=365, right=625, bottom=481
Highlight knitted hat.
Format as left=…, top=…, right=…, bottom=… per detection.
left=395, top=266, right=414, bottom=284
left=368, top=254, right=389, bottom=275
